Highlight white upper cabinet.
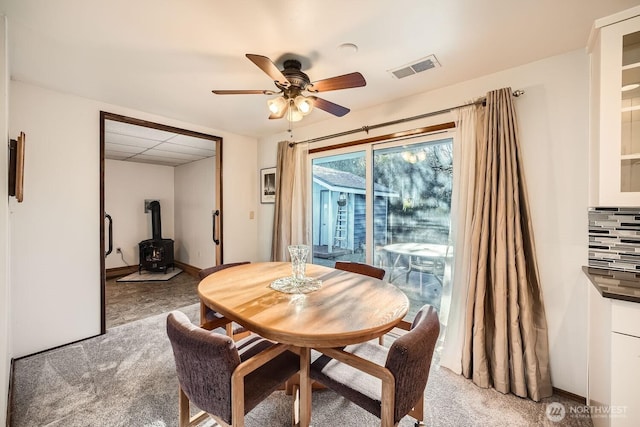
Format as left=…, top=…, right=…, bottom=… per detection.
left=590, top=7, right=640, bottom=206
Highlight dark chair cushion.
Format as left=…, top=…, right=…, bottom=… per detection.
left=310, top=341, right=388, bottom=418
left=167, top=311, right=299, bottom=424
left=167, top=311, right=240, bottom=421
left=386, top=305, right=440, bottom=421
left=310, top=304, right=440, bottom=424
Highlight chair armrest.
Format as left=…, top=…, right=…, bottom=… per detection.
left=315, top=347, right=396, bottom=425
left=231, top=343, right=295, bottom=426
left=316, top=347, right=394, bottom=384
left=397, top=320, right=412, bottom=331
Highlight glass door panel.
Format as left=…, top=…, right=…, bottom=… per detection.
left=621, top=31, right=640, bottom=191
left=309, top=136, right=453, bottom=321
left=311, top=151, right=366, bottom=267
left=373, top=138, right=453, bottom=318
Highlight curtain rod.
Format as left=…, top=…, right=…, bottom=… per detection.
left=291, top=89, right=525, bottom=146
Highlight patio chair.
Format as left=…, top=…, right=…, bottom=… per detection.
left=405, top=244, right=450, bottom=287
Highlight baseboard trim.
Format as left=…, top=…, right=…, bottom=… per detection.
left=553, top=387, right=586, bottom=404
left=107, top=262, right=200, bottom=279
left=174, top=261, right=200, bottom=278
left=105, top=265, right=137, bottom=279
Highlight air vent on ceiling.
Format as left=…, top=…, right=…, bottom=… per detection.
left=389, top=54, right=441, bottom=79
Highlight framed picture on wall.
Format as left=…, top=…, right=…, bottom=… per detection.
left=8, top=132, right=25, bottom=203
left=260, top=167, right=276, bottom=204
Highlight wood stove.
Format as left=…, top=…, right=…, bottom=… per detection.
left=139, top=200, right=174, bottom=273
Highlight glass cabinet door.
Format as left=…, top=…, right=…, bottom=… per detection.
left=621, top=31, right=640, bottom=192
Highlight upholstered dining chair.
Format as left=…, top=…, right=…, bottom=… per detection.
left=198, top=262, right=250, bottom=339
left=308, top=304, right=440, bottom=427
left=334, top=261, right=386, bottom=280
left=166, top=310, right=299, bottom=427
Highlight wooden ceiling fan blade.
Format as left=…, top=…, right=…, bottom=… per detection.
left=307, top=72, right=366, bottom=92
left=246, top=54, right=291, bottom=87
left=310, top=96, right=350, bottom=117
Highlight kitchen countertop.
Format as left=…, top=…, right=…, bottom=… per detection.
left=583, top=266, right=640, bottom=304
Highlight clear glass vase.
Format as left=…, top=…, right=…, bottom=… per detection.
left=288, top=245, right=309, bottom=280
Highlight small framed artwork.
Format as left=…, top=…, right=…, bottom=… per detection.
left=260, top=167, right=276, bottom=204
left=8, top=132, right=25, bottom=203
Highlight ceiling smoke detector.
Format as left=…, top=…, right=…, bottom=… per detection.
left=388, top=54, right=441, bottom=79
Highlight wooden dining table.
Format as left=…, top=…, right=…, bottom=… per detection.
left=198, top=261, right=410, bottom=427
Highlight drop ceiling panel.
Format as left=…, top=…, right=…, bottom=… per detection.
left=153, top=142, right=216, bottom=157
left=143, top=149, right=204, bottom=161
left=167, top=134, right=217, bottom=151
left=104, top=119, right=218, bottom=167
left=105, top=132, right=159, bottom=148
left=105, top=142, right=147, bottom=154
left=105, top=120, right=176, bottom=142
left=133, top=154, right=190, bottom=166
left=104, top=151, right=130, bottom=160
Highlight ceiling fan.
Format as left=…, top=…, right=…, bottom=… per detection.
left=212, top=54, right=366, bottom=121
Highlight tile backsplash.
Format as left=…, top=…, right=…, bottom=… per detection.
left=589, top=207, right=640, bottom=272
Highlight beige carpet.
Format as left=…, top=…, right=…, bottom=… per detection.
left=116, top=268, right=182, bottom=282
left=10, top=303, right=594, bottom=427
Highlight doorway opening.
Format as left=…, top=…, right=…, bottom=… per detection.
left=100, top=112, right=223, bottom=332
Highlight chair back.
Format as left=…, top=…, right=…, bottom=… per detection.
left=166, top=310, right=240, bottom=421
left=335, top=261, right=386, bottom=280
left=385, top=305, right=440, bottom=423
left=198, top=261, right=250, bottom=280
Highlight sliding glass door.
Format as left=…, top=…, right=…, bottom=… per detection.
left=310, top=134, right=453, bottom=319
left=372, top=138, right=453, bottom=318
left=311, top=151, right=367, bottom=266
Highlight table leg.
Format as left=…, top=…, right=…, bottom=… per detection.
left=299, top=347, right=311, bottom=427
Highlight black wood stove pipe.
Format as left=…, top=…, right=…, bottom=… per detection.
left=149, top=200, right=162, bottom=240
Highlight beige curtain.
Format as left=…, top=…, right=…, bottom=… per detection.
left=271, top=140, right=309, bottom=261
left=461, top=88, right=552, bottom=401
left=439, top=103, right=483, bottom=374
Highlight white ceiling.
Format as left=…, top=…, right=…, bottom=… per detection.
left=3, top=0, right=640, bottom=140
left=104, top=120, right=216, bottom=167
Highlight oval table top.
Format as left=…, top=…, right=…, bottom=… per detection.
left=198, top=262, right=409, bottom=348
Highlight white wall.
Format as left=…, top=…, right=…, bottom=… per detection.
left=104, top=159, right=175, bottom=269
left=258, top=49, right=590, bottom=396
left=220, top=139, right=259, bottom=265
left=0, top=15, right=10, bottom=427
left=175, top=156, right=217, bottom=269
left=9, top=80, right=258, bottom=357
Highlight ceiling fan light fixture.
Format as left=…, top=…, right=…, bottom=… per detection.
left=288, top=102, right=304, bottom=122
left=294, top=95, right=313, bottom=115
left=214, top=53, right=366, bottom=121
left=267, top=96, right=287, bottom=114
